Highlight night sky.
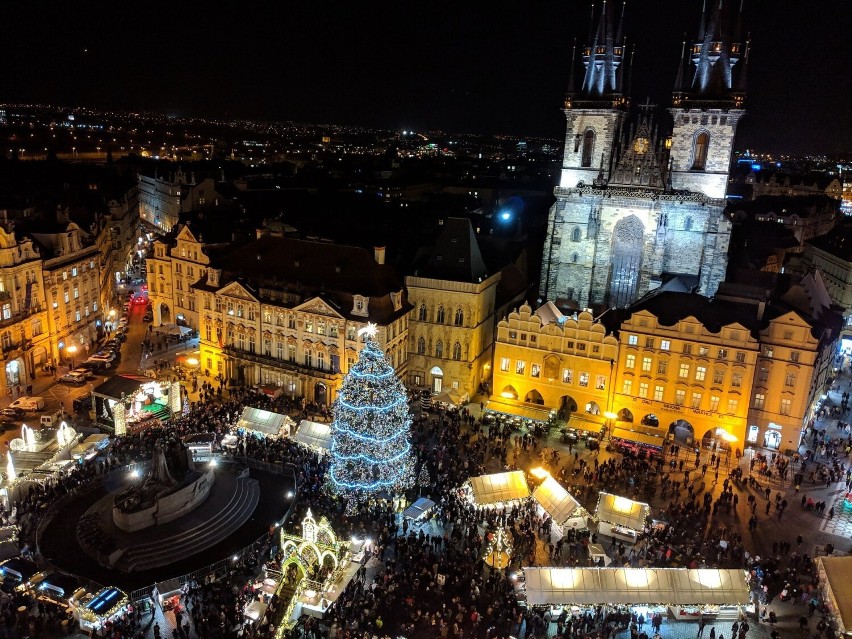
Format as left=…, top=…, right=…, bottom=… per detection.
left=2, top=1, right=850, bottom=155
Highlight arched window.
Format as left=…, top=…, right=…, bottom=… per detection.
left=417, top=337, right=426, bottom=355
left=418, top=304, right=427, bottom=321
left=572, top=226, right=582, bottom=242
left=581, top=129, right=595, bottom=167
left=685, top=216, right=693, bottom=231
left=452, top=342, right=462, bottom=360
left=435, top=340, right=443, bottom=358
left=436, top=306, right=445, bottom=323
left=572, top=253, right=579, bottom=263
left=691, top=132, right=710, bottom=170
left=454, top=308, right=464, bottom=326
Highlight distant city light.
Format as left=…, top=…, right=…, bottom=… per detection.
left=500, top=211, right=511, bottom=221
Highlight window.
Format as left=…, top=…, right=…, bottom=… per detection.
left=572, top=227, right=582, bottom=242
left=75, top=310, right=81, bottom=322
left=736, top=351, right=746, bottom=363
left=581, top=129, right=595, bottom=167
left=685, top=217, right=693, bottom=231
left=675, top=389, right=686, bottom=406
left=753, top=393, right=765, bottom=409
left=695, top=366, right=706, bottom=381
left=780, top=398, right=792, bottom=415
left=346, top=325, right=355, bottom=340
left=691, top=131, right=709, bottom=170
left=527, top=362, right=540, bottom=378
left=305, top=319, right=313, bottom=333
left=790, top=351, right=800, bottom=363
left=643, top=337, right=654, bottom=348
left=623, top=379, right=633, bottom=395
left=205, top=325, right=212, bottom=341
left=657, top=360, right=668, bottom=375
left=454, top=308, right=464, bottom=326
left=330, top=324, right=338, bottom=338
left=699, top=346, right=709, bottom=356
left=453, top=342, right=463, bottom=361
left=304, top=350, right=313, bottom=367
left=290, top=316, right=297, bottom=330
left=628, top=335, right=638, bottom=346
left=710, top=395, right=720, bottom=411
left=317, top=321, right=325, bottom=336
left=638, top=382, right=649, bottom=398
left=682, top=344, right=692, bottom=355
left=515, top=360, right=525, bottom=375
left=713, top=369, right=724, bottom=384
left=654, top=385, right=664, bottom=401
left=418, top=304, right=427, bottom=321
left=277, top=342, right=284, bottom=359
left=579, top=372, right=589, bottom=387
left=72, top=287, right=78, bottom=300
left=785, top=372, right=796, bottom=387
left=418, top=337, right=426, bottom=355
left=758, top=367, right=769, bottom=383
left=562, top=369, right=573, bottom=384
left=596, top=375, right=606, bottom=390
left=763, top=345, right=774, bottom=357
left=64, top=290, right=70, bottom=304
left=642, top=357, right=652, bottom=372
left=436, top=306, right=445, bottom=323
left=317, top=352, right=326, bottom=370
left=660, top=340, right=670, bottom=351
left=691, top=392, right=702, bottom=408
left=215, top=298, right=222, bottom=313
left=717, top=348, right=728, bottom=359
left=436, top=341, right=443, bottom=358
left=731, top=372, right=742, bottom=388
left=727, top=398, right=739, bottom=414
left=248, top=308, right=256, bottom=321
left=62, top=271, right=68, bottom=281
left=679, top=363, right=690, bottom=379
left=500, top=357, right=510, bottom=372
left=625, top=354, right=636, bottom=369
left=288, top=345, right=296, bottom=362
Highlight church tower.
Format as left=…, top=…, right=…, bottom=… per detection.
left=669, top=0, right=748, bottom=199
left=541, top=2, right=629, bottom=305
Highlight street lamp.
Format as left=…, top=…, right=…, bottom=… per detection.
left=66, top=344, right=78, bottom=369
left=604, top=411, right=618, bottom=439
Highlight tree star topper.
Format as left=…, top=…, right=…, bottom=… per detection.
left=357, top=322, right=378, bottom=339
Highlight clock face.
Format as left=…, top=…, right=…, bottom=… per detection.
left=633, top=137, right=650, bottom=154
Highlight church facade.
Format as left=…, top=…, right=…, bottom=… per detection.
left=540, top=1, right=748, bottom=310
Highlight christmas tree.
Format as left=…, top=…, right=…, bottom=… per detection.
left=329, top=325, right=413, bottom=497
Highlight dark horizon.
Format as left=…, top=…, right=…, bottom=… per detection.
left=2, top=1, right=850, bottom=155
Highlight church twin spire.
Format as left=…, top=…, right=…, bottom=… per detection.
left=567, top=1, right=628, bottom=109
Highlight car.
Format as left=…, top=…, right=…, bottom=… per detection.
left=143, top=312, right=153, bottom=322
left=1, top=407, right=25, bottom=420
left=8, top=397, right=45, bottom=412
left=59, top=372, right=87, bottom=386
left=0, top=416, right=19, bottom=432
left=72, top=368, right=98, bottom=381
left=78, top=361, right=107, bottom=373
left=85, top=358, right=113, bottom=369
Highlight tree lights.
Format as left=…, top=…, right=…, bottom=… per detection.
left=328, top=334, right=413, bottom=498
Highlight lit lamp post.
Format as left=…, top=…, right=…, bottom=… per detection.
left=604, top=411, right=618, bottom=440
left=66, top=344, right=78, bottom=369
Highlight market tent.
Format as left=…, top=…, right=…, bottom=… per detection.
left=567, top=416, right=603, bottom=435
left=403, top=497, right=436, bottom=521
left=486, top=399, right=552, bottom=422
left=434, top=388, right=464, bottom=405
left=816, top=556, right=852, bottom=635
left=293, top=420, right=332, bottom=451
left=523, top=568, right=751, bottom=606
left=469, top=471, right=530, bottom=506
left=611, top=427, right=666, bottom=448
left=595, top=492, right=650, bottom=530
left=533, top=477, right=581, bottom=525
left=236, top=407, right=291, bottom=438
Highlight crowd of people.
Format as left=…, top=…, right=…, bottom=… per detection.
left=0, top=369, right=848, bottom=639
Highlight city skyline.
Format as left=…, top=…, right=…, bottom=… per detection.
left=2, top=1, right=850, bottom=155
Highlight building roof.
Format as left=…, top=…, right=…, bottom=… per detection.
left=618, top=290, right=762, bottom=335
left=92, top=375, right=150, bottom=399
left=411, top=217, right=489, bottom=283
left=807, top=224, right=852, bottom=263
left=727, top=194, right=840, bottom=220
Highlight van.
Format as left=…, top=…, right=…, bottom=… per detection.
left=8, top=396, right=45, bottom=412
left=40, top=410, right=65, bottom=429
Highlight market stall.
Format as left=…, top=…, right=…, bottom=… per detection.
left=468, top=471, right=530, bottom=507
left=292, top=420, right=332, bottom=453
left=70, top=434, right=110, bottom=462
left=236, top=407, right=293, bottom=439
left=522, top=567, right=751, bottom=620
left=610, top=427, right=665, bottom=458
left=74, top=586, right=128, bottom=632
left=402, top=497, right=436, bottom=524
left=816, top=556, right=852, bottom=637
left=532, top=476, right=589, bottom=538
left=595, top=492, right=650, bottom=544
left=93, top=375, right=176, bottom=434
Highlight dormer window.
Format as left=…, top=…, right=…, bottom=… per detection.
left=352, top=295, right=369, bottom=317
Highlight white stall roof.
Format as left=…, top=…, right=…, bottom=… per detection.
left=533, top=477, right=581, bottom=525
left=523, top=567, right=751, bottom=606
left=237, top=407, right=288, bottom=438
left=469, top=471, right=530, bottom=505
left=293, top=420, right=332, bottom=451
left=595, top=492, right=650, bottom=531
left=818, top=556, right=852, bottom=636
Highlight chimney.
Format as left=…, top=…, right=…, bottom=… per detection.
left=374, top=246, right=386, bottom=265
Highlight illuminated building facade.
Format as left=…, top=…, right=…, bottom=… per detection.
left=0, top=227, right=50, bottom=397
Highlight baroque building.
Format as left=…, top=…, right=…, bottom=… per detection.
left=540, top=1, right=747, bottom=309
left=192, top=235, right=411, bottom=406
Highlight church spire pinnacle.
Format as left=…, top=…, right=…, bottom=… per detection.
left=567, top=39, right=578, bottom=95
left=576, top=0, right=627, bottom=108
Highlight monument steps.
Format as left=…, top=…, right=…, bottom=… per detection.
left=119, top=475, right=260, bottom=572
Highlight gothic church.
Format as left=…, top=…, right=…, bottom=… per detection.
left=540, top=1, right=749, bottom=309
